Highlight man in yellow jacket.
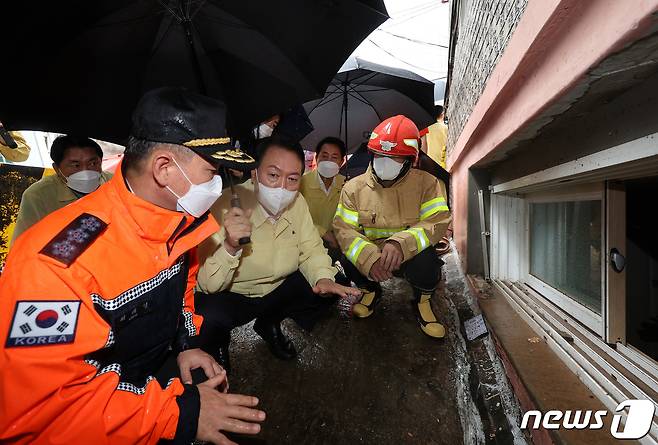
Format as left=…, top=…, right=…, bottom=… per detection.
left=0, top=121, right=31, bottom=163
left=11, top=135, right=113, bottom=244
left=195, top=136, right=359, bottom=371
left=333, top=115, right=451, bottom=338
left=420, top=105, right=448, bottom=169
left=299, top=136, right=346, bottom=259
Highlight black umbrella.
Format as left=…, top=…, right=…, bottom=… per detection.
left=302, top=57, right=435, bottom=152
left=274, top=105, right=314, bottom=145
left=340, top=142, right=371, bottom=180
left=1, top=1, right=387, bottom=144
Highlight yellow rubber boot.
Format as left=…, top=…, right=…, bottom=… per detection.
left=416, top=293, right=445, bottom=338
left=352, top=288, right=381, bottom=318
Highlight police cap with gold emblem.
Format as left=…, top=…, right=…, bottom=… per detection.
left=130, top=87, right=255, bottom=170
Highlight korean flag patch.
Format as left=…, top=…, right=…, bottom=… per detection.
left=6, top=301, right=81, bottom=347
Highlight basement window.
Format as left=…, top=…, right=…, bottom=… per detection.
left=524, top=185, right=605, bottom=334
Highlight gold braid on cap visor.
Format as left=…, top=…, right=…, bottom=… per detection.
left=183, top=137, right=232, bottom=147
left=183, top=138, right=255, bottom=163
left=211, top=149, right=254, bottom=163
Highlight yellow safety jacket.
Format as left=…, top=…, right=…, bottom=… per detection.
left=422, top=121, right=448, bottom=168
left=333, top=166, right=451, bottom=278
left=299, top=169, right=345, bottom=237
left=11, top=171, right=113, bottom=245
left=0, top=131, right=31, bottom=163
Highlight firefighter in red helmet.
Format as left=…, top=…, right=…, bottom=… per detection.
left=333, top=115, right=452, bottom=337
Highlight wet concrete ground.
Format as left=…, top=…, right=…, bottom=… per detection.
left=227, top=280, right=463, bottom=444
left=224, top=249, right=524, bottom=444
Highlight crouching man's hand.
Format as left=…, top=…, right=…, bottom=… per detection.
left=313, top=278, right=362, bottom=298
left=369, top=259, right=392, bottom=282
left=178, top=348, right=228, bottom=392
left=380, top=241, right=403, bottom=272
left=223, top=207, right=252, bottom=256
left=196, top=374, right=266, bottom=445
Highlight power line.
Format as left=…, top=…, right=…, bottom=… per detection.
left=386, top=0, right=437, bottom=21
left=381, top=2, right=441, bottom=29
left=376, top=29, right=449, bottom=48
left=386, top=2, right=439, bottom=24
left=366, top=38, right=444, bottom=75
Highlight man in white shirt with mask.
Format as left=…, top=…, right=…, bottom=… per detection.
left=11, top=135, right=112, bottom=244
left=252, top=115, right=280, bottom=140
left=226, top=115, right=281, bottom=184
left=195, top=135, right=360, bottom=372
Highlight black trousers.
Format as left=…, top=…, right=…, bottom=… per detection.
left=194, top=271, right=336, bottom=358
left=335, top=244, right=444, bottom=293
left=324, top=241, right=353, bottom=287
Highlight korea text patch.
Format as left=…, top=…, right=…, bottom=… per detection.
left=6, top=301, right=81, bottom=347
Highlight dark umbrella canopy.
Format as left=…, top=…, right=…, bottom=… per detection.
left=1, top=0, right=387, bottom=144
left=302, top=57, right=435, bottom=153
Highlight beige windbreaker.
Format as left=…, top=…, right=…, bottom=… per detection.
left=333, top=166, right=451, bottom=278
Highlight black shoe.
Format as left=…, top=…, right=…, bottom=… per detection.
left=253, top=321, right=297, bottom=360
left=216, top=343, right=231, bottom=375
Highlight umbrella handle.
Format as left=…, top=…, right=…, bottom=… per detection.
left=0, top=124, right=17, bottom=149
left=225, top=166, right=251, bottom=245
left=230, top=195, right=251, bottom=245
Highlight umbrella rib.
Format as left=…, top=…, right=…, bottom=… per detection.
left=159, top=0, right=182, bottom=21
left=351, top=72, right=381, bottom=87
left=149, top=1, right=180, bottom=59
left=89, top=13, right=164, bottom=28
left=190, top=0, right=207, bottom=19
left=348, top=91, right=383, bottom=122
left=345, top=83, right=385, bottom=99
left=338, top=93, right=346, bottom=138
left=188, top=0, right=206, bottom=17
left=197, top=14, right=256, bottom=30
left=345, top=83, right=370, bottom=96
left=308, top=92, right=344, bottom=115
left=346, top=91, right=371, bottom=107
left=318, top=90, right=343, bottom=103
left=348, top=87, right=389, bottom=93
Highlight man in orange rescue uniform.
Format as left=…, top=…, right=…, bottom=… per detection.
left=0, top=88, right=265, bottom=444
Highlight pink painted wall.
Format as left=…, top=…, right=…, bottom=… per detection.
left=447, top=0, right=658, bottom=269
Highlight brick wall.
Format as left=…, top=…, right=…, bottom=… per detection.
left=446, top=0, right=528, bottom=155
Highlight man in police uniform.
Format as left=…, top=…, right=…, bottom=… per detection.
left=0, top=88, right=265, bottom=444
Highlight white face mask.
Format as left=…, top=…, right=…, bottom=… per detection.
left=253, top=123, right=274, bottom=139
left=373, top=156, right=404, bottom=180
left=166, top=158, right=223, bottom=218
left=64, top=170, right=101, bottom=194
left=316, top=160, right=340, bottom=179
left=256, top=171, right=298, bottom=217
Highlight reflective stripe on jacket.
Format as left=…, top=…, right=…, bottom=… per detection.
left=333, top=166, right=451, bottom=277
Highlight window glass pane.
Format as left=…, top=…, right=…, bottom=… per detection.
left=529, top=200, right=602, bottom=314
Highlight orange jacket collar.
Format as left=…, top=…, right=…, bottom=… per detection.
left=108, top=162, right=219, bottom=254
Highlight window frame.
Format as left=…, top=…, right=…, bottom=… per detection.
left=522, top=183, right=606, bottom=336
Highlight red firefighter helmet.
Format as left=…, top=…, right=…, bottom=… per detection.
left=367, top=115, right=420, bottom=160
